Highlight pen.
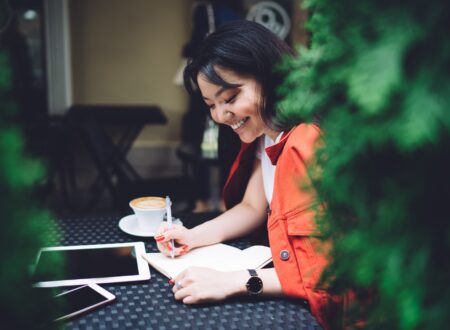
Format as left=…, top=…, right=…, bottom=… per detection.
left=166, top=196, right=174, bottom=259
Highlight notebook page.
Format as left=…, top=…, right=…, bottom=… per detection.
left=144, top=243, right=243, bottom=278
left=234, top=245, right=272, bottom=269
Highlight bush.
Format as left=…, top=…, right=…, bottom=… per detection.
left=0, top=47, right=61, bottom=328
left=279, top=0, right=450, bottom=328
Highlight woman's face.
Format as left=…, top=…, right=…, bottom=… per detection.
left=197, top=67, right=279, bottom=143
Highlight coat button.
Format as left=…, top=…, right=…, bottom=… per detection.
left=280, top=250, right=290, bottom=261
left=302, top=300, right=310, bottom=311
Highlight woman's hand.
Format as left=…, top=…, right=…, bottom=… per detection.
left=154, top=223, right=194, bottom=257
left=170, top=267, right=247, bottom=304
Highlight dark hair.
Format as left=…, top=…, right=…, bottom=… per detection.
left=184, top=20, right=295, bottom=131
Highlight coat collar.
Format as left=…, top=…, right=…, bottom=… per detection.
left=265, top=128, right=294, bottom=165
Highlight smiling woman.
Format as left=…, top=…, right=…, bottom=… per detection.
left=197, top=69, right=273, bottom=143
left=154, top=20, right=341, bottom=330
left=185, top=20, right=294, bottom=134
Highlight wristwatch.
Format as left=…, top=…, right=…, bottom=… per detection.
left=246, top=269, right=263, bottom=295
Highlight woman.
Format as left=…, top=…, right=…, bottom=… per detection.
left=155, top=20, right=338, bottom=330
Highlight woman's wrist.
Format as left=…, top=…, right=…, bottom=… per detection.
left=187, top=226, right=203, bottom=249
left=228, top=271, right=249, bottom=297
left=188, top=221, right=222, bottom=249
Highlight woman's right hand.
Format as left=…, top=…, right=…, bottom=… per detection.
left=154, top=223, right=194, bottom=257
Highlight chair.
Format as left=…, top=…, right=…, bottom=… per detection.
left=176, top=120, right=240, bottom=212
left=78, top=117, right=196, bottom=215
left=19, top=116, right=77, bottom=208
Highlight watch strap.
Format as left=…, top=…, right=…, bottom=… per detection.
left=248, top=269, right=257, bottom=277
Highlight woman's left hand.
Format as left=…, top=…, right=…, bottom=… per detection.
left=170, top=267, right=246, bottom=304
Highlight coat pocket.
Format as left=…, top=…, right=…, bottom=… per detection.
left=286, top=207, right=320, bottom=236
left=284, top=209, right=328, bottom=290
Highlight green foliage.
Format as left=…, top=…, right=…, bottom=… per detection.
left=0, top=49, right=61, bottom=327
left=280, top=0, right=450, bottom=328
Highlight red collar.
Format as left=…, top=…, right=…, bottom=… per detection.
left=265, top=129, right=294, bottom=165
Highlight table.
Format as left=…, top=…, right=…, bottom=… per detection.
left=46, top=213, right=322, bottom=329
left=64, top=105, right=168, bottom=212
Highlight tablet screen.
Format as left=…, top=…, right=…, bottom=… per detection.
left=53, top=284, right=115, bottom=321
left=32, top=242, right=151, bottom=287
left=34, top=247, right=137, bottom=281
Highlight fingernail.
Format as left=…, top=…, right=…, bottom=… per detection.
left=179, top=250, right=186, bottom=256
left=169, top=279, right=174, bottom=285
left=181, top=245, right=189, bottom=251
left=154, top=235, right=165, bottom=242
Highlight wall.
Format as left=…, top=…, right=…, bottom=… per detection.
left=69, top=0, right=192, bottom=147
left=69, top=0, right=193, bottom=177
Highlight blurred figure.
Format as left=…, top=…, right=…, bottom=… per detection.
left=177, top=0, right=243, bottom=212
left=1, top=15, right=35, bottom=121
left=1, top=6, right=46, bottom=123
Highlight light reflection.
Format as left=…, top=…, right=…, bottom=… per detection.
left=23, top=10, right=37, bottom=21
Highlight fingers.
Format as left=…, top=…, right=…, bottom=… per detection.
left=154, top=224, right=189, bottom=257
left=170, top=270, right=199, bottom=304
left=168, top=267, right=229, bottom=305
left=155, top=225, right=184, bottom=243
left=171, top=269, right=188, bottom=295
left=171, top=278, right=192, bottom=302
left=156, top=241, right=172, bottom=256
left=175, top=244, right=189, bottom=256
left=182, top=296, right=195, bottom=304
left=170, top=280, right=199, bottom=304
left=154, top=222, right=169, bottom=239
left=157, top=241, right=189, bottom=257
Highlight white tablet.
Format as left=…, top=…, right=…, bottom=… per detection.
left=32, top=242, right=151, bottom=288
left=53, top=284, right=116, bottom=321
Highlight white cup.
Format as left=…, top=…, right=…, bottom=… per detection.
left=129, top=196, right=166, bottom=233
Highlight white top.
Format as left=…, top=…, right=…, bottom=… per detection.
left=256, top=132, right=283, bottom=204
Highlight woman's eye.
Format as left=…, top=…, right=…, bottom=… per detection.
left=225, top=95, right=237, bottom=104
left=207, top=104, right=215, bottom=110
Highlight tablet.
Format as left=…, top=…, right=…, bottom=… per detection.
left=52, top=284, right=116, bottom=322
left=32, top=242, right=151, bottom=288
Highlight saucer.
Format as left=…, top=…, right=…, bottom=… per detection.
left=118, top=215, right=183, bottom=237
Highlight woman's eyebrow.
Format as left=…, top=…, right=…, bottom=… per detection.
left=214, top=86, right=228, bottom=97
left=216, top=85, right=241, bottom=97
left=203, top=86, right=238, bottom=101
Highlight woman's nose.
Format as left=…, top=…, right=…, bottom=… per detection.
left=216, top=106, right=233, bottom=123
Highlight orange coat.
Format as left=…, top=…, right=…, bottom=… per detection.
left=223, top=124, right=341, bottom=330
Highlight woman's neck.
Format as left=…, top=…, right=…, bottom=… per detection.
left=265, top=129, right=283, bottom=142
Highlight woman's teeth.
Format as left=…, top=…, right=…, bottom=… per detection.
left=231, top=117, right=249, bottom=130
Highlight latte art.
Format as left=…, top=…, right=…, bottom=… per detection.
left=130, top=197, right=166, bottom=210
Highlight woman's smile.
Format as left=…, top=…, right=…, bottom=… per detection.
left=230, top=117, right=249, bottom=130
left=197, top=68, right=279, bottom=143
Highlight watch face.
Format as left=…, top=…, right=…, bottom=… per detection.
left=247, top=276, right=263, bottom=295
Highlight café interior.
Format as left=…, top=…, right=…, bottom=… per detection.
left=1, top=1, right=331, bottom=328
left=3, top=0, right=449, bottom=329
left=7, top=0, right=307, bottom=217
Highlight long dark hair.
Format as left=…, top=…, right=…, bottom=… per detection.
left=184, top=20, right=295, bottom=131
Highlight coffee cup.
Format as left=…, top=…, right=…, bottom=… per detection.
left=129, top=196, right=166, bottom=233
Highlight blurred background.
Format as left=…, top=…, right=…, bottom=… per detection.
left=2, top=0, right=308, bottom=216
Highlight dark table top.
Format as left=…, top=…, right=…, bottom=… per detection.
left=45, top=213, right=322, bottom=329
left=67, top=105, right=167, bottom=125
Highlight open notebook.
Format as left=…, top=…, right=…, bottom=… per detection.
left=142, top=243, right=272, bottom=279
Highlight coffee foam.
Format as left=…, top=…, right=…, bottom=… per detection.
left=130, top=197, right=166, bottom=210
